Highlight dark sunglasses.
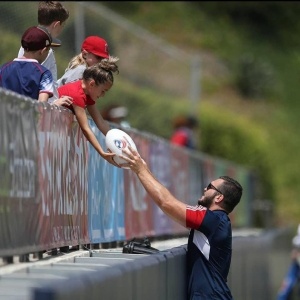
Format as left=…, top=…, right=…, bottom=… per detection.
left=206, top=182, right=223, bottom=195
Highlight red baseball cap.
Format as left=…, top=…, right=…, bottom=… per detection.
left=21, top=26, right=55, bottom=51
left=81, top=36, right=109, bottom=58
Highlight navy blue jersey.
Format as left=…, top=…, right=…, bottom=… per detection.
left=0, top=58, right=53, bottom=100
left=186, top=205, right=233, bottom=299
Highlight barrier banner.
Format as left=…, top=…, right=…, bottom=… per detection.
left=230, top=168, right=251, bottom=227
left=38, top=106, right=89, bottom=249
left=188, top=153, right=203, bottom=206
left=169, top=146, right=190, bottom=235
left=124, top=133, right=154, bottom=239
left=149, top=139, right=174, bottom=236
left=214, top=160, right=233, bottom=178
left=0, top=93, right=39, bottom=253
left=87, top=121, right=125, bottom=243
left=202, top=158, right=216, bottom=186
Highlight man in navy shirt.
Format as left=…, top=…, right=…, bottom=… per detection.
left=122, top=147, right=243, bottom=300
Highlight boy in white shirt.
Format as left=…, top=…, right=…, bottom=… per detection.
left=18, top=1, right=69, bottom=105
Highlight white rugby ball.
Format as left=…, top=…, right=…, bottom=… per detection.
left=105, top=128, right=137, bottom=167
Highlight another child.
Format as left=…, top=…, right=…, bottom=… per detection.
left=57, top=35, right=111, bottom=87
left=0, top=26, right=70, bottom=106
left=57, top=57, right=120, bottom=167
left=170, top=115, right=199, bottom=150
left=18, top=1, right=70, bottom=103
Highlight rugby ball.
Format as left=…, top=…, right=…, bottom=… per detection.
left=105, top=128, right=137, bottom=168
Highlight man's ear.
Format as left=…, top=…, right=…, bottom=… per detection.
left=215, top=194, right=224, bottom=204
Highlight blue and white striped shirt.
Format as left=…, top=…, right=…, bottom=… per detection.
left=0, top=58, right=54, bottom=100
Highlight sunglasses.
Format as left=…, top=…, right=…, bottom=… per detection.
left=206, top=182, right=223, bottom=195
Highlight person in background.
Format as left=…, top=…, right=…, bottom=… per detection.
left=0, top=25, right=71, bottom=107
left=277, top=224, right=300, bottom=300
left=18, top=1, right=70, bottom=104
left=57, top=57, right=121, bottom=167
left=170, top=114, right=199, bottom=150
left=57, top=35, right=112, bottom=87
left=101, top=104, right=131, bottom=128
left=121, top=146, right=243, bottom=299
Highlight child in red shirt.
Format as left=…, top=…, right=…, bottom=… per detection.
left=58, top=57, right=120, bottom=167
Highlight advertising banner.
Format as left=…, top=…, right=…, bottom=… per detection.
left=124, top=133, right=154, bottom=239
left=149, top=139, right=174, bottom=236
left=87, top=121, right=125, bottom=243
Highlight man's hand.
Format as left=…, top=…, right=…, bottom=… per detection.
left=120, top=146, right=146, bottom=173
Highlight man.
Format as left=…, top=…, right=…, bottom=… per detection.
left=121, top=146, right=243, bottom=300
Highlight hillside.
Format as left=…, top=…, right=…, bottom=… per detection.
left=101, top=2, right=300, bottom=226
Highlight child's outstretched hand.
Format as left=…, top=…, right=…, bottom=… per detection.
left=104, top=149, right=121, bottom=168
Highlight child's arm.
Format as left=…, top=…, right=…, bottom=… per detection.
left=87, top=105, right=110, bottom=136
left=73, top=105, right=119, bottom=167
left=38, top=92, right=50, bottom=102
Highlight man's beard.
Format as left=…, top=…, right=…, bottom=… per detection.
left=198, top=193, right=215, bottom=208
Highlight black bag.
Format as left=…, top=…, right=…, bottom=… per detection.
left=122, top=237, right=159, bottom=254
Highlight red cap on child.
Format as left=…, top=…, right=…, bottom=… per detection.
left=81, top=36, right=109, bottom=58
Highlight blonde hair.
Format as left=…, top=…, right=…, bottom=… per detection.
left=82, top=56, right=119, bottom=85
left=65, top=53, right=119, bottom=72
left=65, top=53, right=86, bottom=71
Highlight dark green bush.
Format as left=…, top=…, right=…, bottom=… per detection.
left=200, top=103, right=275, bottom=202
left=233, top=53, right=275, bottom=99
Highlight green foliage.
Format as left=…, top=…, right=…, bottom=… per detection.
left=0, top=2, right=36, bottom=35
left=233, top=53, right=276, bottom=99
left=191, top=2, right=300, bottom=48
left=200, top=104, right=275, bottom=201
left=0, top=29, right=22, bottom=63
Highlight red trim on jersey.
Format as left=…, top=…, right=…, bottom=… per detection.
left=186, top=205, right=207, bottom=229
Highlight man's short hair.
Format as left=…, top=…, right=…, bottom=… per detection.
left=219, top=175, right=243, bottom=213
